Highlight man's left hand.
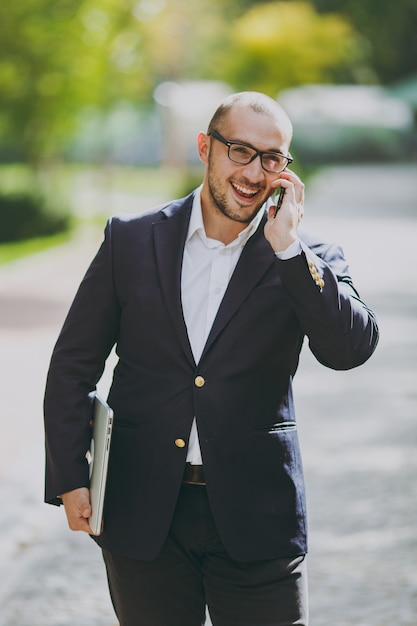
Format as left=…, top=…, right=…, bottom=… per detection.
left=264, top=169, right=305, bottom=253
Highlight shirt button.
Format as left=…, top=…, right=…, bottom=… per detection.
left=175, top=438, right=186, bottom=448
left=194, top=375, right=205, bottom=388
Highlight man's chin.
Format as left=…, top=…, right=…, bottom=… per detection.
left=223, top=203, right=263, bottom=224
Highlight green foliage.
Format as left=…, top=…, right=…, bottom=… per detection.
left=174, top=167, right=205, bottom=199
left=0, top=230, right=72, bottom=265
left=210, top=2, right=369, bottom=96
left=0, top=0, right=412, bottom=167
left=0, top=0, right=229, bottom=163
left=0, top=164, right=71, bottom=244
left=0, top=0, right=85, bottom=162
left=0, top=0, right=154, bottom=164
left=0, top=191, right=70, bottom=243
left=309, top=0, right=417, bottom=83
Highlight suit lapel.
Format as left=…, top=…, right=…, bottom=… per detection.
left=153, top=195, right=195, bottom=366
left=201, top=215, right=276, bottom=360
left=153, top=200, right=276, bottom=366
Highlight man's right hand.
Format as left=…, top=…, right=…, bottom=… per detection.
left=61, top=487, right=94, bottom=534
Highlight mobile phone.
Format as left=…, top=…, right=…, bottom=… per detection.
left=273, top=186, right=285, bottom=218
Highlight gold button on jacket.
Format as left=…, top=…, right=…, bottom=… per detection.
left=194, top=375, right=205, bottom=387
left=175, top=438, right=186, bottom=448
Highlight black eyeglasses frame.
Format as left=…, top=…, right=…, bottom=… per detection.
left=207, top=129, right=293, bottom=173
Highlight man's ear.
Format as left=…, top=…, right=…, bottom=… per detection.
left=197, top=132, right=210, bottom=164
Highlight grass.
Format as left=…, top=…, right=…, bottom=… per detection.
left=0, top=230, right=73, bottom=265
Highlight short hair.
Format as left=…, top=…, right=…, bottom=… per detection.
left=207, top=91, right=292, bottom=139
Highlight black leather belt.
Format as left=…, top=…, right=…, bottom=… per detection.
left=183, top=463, right=206, bottom=485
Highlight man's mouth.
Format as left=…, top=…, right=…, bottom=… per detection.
left=231, top=181, right=262, bottom=200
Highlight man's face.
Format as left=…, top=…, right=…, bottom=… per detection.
left=200, top=107, right=291, bottom=226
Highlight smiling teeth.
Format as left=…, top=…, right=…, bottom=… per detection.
left=232, top=183, right=258, bottom=195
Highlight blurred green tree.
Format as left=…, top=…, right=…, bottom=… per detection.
left=309, top=0, right=417, bottom=84
left=0, top=0, right=399, bottom=166
left=207, top=2, right=369, bottom=96
left=0, top=0, right=156, bottom=164
left=0, top=0, right=228, bottom=164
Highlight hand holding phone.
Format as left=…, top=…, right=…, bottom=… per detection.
left=273, top=186, right=285, bottom=218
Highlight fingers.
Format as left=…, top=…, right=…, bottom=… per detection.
left=61, top=487, right=93, bottom=534
left=267, top=203, right=278, bottom=221
left=271, top=168, right=301, bottom=188
left=270, top=172, right=304, bottom=216
left=264, top=169, right=305, bottom=252
left=271, top=170, right=304, bottom=206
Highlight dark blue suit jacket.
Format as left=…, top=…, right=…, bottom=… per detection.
left=44, top=191, right=378, bottom=561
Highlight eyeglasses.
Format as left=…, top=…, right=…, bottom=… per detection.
left=207, top=129, right=293, bottom=174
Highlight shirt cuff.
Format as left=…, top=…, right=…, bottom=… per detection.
left=275, top=239, right=302, bottom=260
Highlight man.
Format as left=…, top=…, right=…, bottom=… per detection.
left=44, top=91, right=379, bottom=626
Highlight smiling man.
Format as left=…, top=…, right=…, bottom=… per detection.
left=44, top=91, right=379, bottom=626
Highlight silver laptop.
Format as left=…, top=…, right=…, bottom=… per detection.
left=87, top=394, right=114, bottom=535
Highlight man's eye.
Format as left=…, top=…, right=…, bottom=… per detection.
left=231, top=145, right=252, bottom=157
left=264, top=154, right=286, bottom=168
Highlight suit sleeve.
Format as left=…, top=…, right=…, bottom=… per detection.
left=44, top=219, right=121, bottom=505
left=277, top=240, right=379, bottom=370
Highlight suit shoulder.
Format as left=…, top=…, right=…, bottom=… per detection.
left=299, top=229, right=349, bottom=277
left=109, top=205, right=165, bottom=228
left=107, top=192, right=194, bottom=231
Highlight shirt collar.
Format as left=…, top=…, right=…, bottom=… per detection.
left=187, top=186, right=265, bottom=248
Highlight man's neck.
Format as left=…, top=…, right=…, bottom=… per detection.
left=203, top=213, right=249, bottom=245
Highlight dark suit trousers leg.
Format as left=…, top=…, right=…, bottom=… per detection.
left=102, top=484, right=308, bottom=626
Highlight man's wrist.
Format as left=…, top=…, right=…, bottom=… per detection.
left=275, top=238, right=302, bottom=260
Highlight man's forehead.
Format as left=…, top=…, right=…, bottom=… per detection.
left=221, top=107, right=290, bottom=149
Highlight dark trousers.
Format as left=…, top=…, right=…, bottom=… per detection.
left=102, top=484, right=308, bottom=626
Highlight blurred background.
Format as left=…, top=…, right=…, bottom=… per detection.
left=0, top=1, right=416, bottom=625
left=0, top=0, right=415, bottom=245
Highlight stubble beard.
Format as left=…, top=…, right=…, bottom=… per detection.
left=207, top=168, right=266, bottom=225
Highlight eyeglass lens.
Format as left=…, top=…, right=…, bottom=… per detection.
left=228, top=144, right=287, bottom=173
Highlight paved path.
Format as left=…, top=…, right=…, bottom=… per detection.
left=0, top=164, right=416, bottom=625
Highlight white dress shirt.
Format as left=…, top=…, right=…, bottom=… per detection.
left=181, top=187, right=284, bottom=464
left=181, top=188, right=265, bottom=465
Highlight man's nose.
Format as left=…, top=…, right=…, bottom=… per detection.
left=240, top=154, right=265, bottom=180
